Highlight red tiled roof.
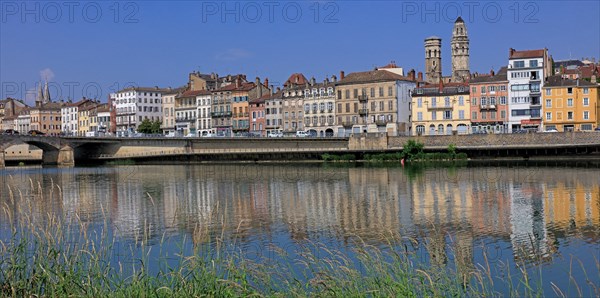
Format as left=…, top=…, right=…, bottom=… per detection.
left=179, top=89, right=211, bottom=97
left=284, top=73, right=308, bottom=86
left=509, top=49, right=545, bottom=59
left=579, top=64, right=600, bottom=78
left=337, top=69, right=414, bottom=85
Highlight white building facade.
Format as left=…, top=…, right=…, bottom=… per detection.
left=110, top=87, right=165, bottom=136
left=196, top=90, right=213, bottom=136
left=507, top=48, right=551, bottom=132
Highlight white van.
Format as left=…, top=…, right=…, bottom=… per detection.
left=296, top=130, right=309, bottom=137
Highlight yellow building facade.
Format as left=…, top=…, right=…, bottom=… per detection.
left=411, top=83, right=471, bottom=135
left=542, top=76, right=599, bottom=131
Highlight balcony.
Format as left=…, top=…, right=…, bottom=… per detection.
left=211, top=111, right=232, bottom=118
left=358, top=95, right=368, bottom=102
left=480, top=104, right=496, bottom=110
left=341, top=121, right=355, bottom=128
left=175, top=117, right=197, bottom=122
left=427, top=104, right=453, bottom=111
left=375, top=120, right=388, bottom=126
left=359, top=109, right=368, bottom=116
left=234, top=112, right=249, bottom=118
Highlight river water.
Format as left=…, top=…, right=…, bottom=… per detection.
left=1, top=162, right=599, bottom=295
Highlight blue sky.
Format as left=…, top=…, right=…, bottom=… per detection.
left=1, top=1, right=599, bottom=104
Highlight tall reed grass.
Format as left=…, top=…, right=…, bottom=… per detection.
left=1, top=180, right=598, bottom=297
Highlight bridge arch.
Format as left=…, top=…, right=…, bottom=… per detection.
left=0, top=136, right=74, bottom=167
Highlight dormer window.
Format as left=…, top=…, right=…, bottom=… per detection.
left=305, top=89, right=310, bottom=97
left=327, top=87, right=333, bottom=95
left=458, top=86, right=465, bottom=92
left=416, top=89, right=423, bottom=94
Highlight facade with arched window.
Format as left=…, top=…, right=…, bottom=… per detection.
left=411, top=82, right=471, bottom=135
left=303, top=77, right=336, bottom=137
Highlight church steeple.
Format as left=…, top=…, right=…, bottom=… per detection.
left=36, top=82, right=44, bottom=107
left=451, top=16, right=470, bottom=82
left=43, top=80, right=51, bottom=103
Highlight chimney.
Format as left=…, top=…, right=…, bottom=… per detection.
left=264, top=78, right=269, bottom=88
left=509, top=48, right=515, bottom=58
left=310, top=77, right=316, bottom=85
left=331, top=75, right=337, bottom=82
left=270, top=85, right=274, bottom=95
left=324, top=78, right=329, bottom=84
left=408, top=69, right=416, bottom=81
left=211, top=72, right=215, bottom=79
left=236, top=77, right=240, bottom=88
left=490, top=69, right=495, bottom=76
left=340, top=71, right=345, bottom=80
left=255, top=77, right=260, bottom=86
left=438, top=78, right=444, bottom=93
left=418, top=72, right=423, bottom=82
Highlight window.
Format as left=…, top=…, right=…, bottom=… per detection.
left=567, top=111, right=574, bottom=120
left=388, top=101, right=393, bottom=111
left=583, top=88, right=589, bottom=94
left=444, top=97, right=451, bottom=107
left=472, top=87, right=476, bottom=93
left=431, top=97, right=437, bottom=107
left=346, top=103, right=350, bottom=112
left=353, top=103, right=358, bottom=113
left=489, top=86, right=496, bottom=92
left=458, top=110, right=465, bottom=119
left=514, top=60, right=525, bottom=68
left=353, top=89, right=358, bottom=98
left=581, top=124, right=592, bottom=131
left=583, top=98, right=589, bottom=106
left=501, top=110, right=506, bottom=119
left=500, top=85, right=506, bottom=91
left=529, top=60, right=538, bottom=67
left=481, top=86, right=486, bottom=94
left=417, top=112, right=423, bottom=121
left=458, top=96, right=464, bottom=106
left=545, top=112, right=552, bottom=120
left=443, top=111, right=452, bottom=120
left=500, top=97, right=507, bottom=105
left=370, top=88, right=375, bottom=97
left=545, top=89, right=551, bottom=96
left=472, top=111, right=477, bottom=120
left=337, top=90, right=342, bottom=99
left=567, top=87, right=573, bottom=94
left=345, top=90, right=350, bottom=99
left=481, top=111, right=486, bottom=119
left=546, top=99, right=552, bottom=108
left=379, top=101, right=384, bottom=111
left=431, top=111, right=437, bottom=120
left=472, top=97, right=477, bottom=105
left=379, top=87, right=384, bottom=97
left=567, top=98, right=573, bottom=107
left=388, top=86, right=393, bottom=96
left=371, top=101, right=376, bottom=111
left=584, top=111, right=589, bottom=120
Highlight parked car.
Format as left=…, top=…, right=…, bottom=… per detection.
left=28, top=130, right=45, bottom=136
left=544, top=129, right=558, bottom=133
left=2, top=129, right=19, bottom=135
left=295, top=131, right=309, bottom=137
left=595, top=127, right=600, bottom=131
left=268, top=131, right=283, bottom=138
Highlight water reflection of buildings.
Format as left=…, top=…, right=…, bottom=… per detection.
left=2, top=164, right=599, bottom=268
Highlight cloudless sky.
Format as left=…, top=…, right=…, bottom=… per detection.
left=1, top=1, right=599, bottom=105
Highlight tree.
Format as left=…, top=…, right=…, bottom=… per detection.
left=137, top=118, right=152, bottom=134
left=150, top=120, right=161, bottom=134
left=402, top=139, right=425, bottom=161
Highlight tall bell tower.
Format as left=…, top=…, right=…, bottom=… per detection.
left=451, top=16, right=470, bottom=82
left=425, top=36, right=442, bottom=84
